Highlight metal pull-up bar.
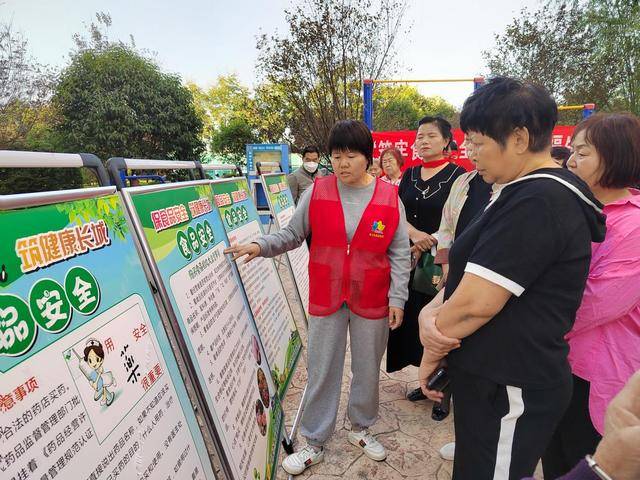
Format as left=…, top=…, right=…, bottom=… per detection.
left=369, top=77, right=483, bottom=84
left=559, top=103, right=596, bottom=119
left=363, top=77, right=485, bottom=130
left=363, top=78, right=596, bottom=129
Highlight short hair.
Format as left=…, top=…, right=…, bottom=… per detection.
left=327, top=120, right=374, bottom=167
left=379, top=147, right=405, bottom=168
left=460, top=76, right=558, bottom=153
left=84, top=342, right=104, bottom=362
left=551, top=146, right=571, bottom=162
left=418, top=116, right=453, bottom=148
left=302, top=145, right=319, bottom=157
left=572, top=113, right=640, bottom=189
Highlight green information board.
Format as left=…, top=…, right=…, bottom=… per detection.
left=0, top=189, right=216, bottom=480
left=211, top=178, right=301, bottom=400
left=124, top=181, right=283, bottom=480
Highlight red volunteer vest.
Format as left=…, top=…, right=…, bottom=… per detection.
left=308, top=175, right=400, bottom=319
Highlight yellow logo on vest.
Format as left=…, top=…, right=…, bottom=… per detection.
left=370, top=220, right=386, bottom=238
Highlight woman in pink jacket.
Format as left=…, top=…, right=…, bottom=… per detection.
left=542, top=113, right=640, bottom=479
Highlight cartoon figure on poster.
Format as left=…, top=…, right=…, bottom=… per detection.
left=63, top=302, right=164, bottom=443
left=72, top=338, right=117, bottom=406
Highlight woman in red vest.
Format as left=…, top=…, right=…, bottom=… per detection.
left=225, top=120, right=410, bottom=475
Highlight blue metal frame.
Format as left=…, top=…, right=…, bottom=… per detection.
left=582, top=104, right=596, bottom=119
left=363, top=80, right=374, bottom=130
left=362, top=78, right=485, bottom=131
left=245, top=144, right=290, bottom=223
left=245, top=143, right=290, bottom=175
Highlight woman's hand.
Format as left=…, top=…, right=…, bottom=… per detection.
left=410, top=245, right=423, bottom=269
left=594, top=426, right=640, bottom=480
left=418, top=304, right=460, bottom=356
left=410, top=229, right=437, bottom=252
left=593, top=371, right=640, bottom=480
left=603, top=370, right=640, bottom=435
left=406, top=224, right=437, bottom=252
left=409, top=229, right=438, bottom=252
left=388, top=307, right=404, bottom=330
left=436, top=264, right=449, bottom=291
left=224, top=243, right=261, bottom=263
left=418, top=351, right=445, bottom=402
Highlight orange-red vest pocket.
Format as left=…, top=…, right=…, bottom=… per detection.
left=358, top=266, right=391, bottom=309
left=308, top=261, right=333, bottom=307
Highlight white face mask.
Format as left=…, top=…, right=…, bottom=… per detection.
left=303, top=161, right=319, bottom=173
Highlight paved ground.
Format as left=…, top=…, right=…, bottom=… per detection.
left=276, top=262, right=455, bottom=480
left=275, top=262, right=544, bottom=480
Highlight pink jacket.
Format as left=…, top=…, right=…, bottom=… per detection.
left=567, top=189, right=640, bottom=434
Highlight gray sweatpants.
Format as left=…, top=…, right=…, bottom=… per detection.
left=301, top=304, right=389, bottom=447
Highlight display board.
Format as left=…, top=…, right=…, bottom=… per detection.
left=210, top=178, right=301, bottom=400
left=0, top=189, right=216, bottom=480
left=260, top=173, right=310, bottom=321
left=123, top=181, right=283, bottom=480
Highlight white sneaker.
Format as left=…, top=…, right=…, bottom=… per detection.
left=282, top=445, right=324, bottom=475
left=348, top=429, right=387, bottom=461
left=439, top=442, right=455, bottom=461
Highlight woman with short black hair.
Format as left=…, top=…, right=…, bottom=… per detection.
left=226, top=120, right=410, bottom=475
left=418, top=77, right=607, bottom=480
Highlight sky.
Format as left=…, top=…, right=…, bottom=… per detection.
left=2, top=0, right=540, bottom=108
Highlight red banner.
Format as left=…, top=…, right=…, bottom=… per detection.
left=373, top=126, right=575, bottom=172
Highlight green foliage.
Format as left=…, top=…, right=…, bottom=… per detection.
left=188, top=75, right=294, bottom=158
left=0, top=102, right=84, bottom=194
left=52, top=45, right=204, bottom=162
left=484, top=0, right=640, bottom=119
left=194, top=184, right=211, bottom=199
left=584, top=0, right=640, bottom=115
left=55, top=195, right=128, bottom=241
left=253, top=81, right=294, bottom=143
left=0, top=21, right=84, bottom=194
left=209, top=117, right=259, bottom=165
left=256, top=0, right=409, bottom=150
left=373, top=85, right=457, bottom=130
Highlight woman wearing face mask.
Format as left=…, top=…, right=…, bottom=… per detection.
left=288, top=145, right=324, bottom=204
left=225, top=120, right=410, bottom=475
left=542, top=113, right=640, bottom=479
left=380, top=147, right=405, bottom=186
left=386, top=116, right=465, bottom=401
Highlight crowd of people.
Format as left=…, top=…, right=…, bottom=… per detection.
left=224, top=76, right=640, bottom=480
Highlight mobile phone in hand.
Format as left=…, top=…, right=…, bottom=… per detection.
left=426, top=366, right=450, bottom=392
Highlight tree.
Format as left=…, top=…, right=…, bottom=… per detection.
left=373, top=84, right=457, bottom=131
left=585, top=0, right=640, bottom=115
left=484, top=1, right=639, bottom=121
left=0, top=22, right=82, bottom=194
left=187, top=75, right=255, bottom=138
left=52, top=44, right=204, bottom=162
left=209, top=117, right=259, bottom=165
left=0, top=22, right=54, bottom=111
left=0, top=22, right=58, bottom=149
left=253, top=81, right=295, bottom=143
left=256, top=0, right=409, bottom=150
left=189, top=75, right=295, bottom=161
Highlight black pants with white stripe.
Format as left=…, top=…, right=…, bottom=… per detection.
left=541, top=375, right=602, bottom=479
left=450, top=365, right=573, bottom=480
